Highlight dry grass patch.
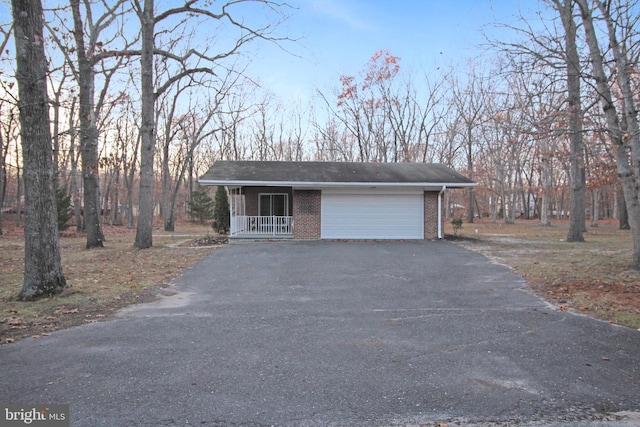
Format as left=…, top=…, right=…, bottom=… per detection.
left=447, top=220, right=640, bottom=329
left=0, top=223, right=221, bottom=344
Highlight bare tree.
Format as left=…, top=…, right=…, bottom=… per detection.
left=112, top=94, right=141, bottom=229
left=247, top=91, right=307, bottom=161
left=321, top=74, right=373, bottom=162
left=575, top=0, right=640, bottom=269
left=278, top=100, right=309, bottom=161
left=550, top=0, right=587, bottom=242
left=504, top=62, right=566, bottom=225
left=0, top=102, right=9, bottom=235
left=69, top=0, right=133, bottom=247
left=46, top=0, right=136, bottom=247
left=378, top=71, right=447, bottom=163
left=251, top=93, right=278, bottom=160
left=158, top=73, right=232, bottom=231
left=132, top=0, right=290, bottom=248
left=66, top=96, right=83, bottom=230
left=0, top=25, right=12, bottom=234
left=213, top=82, right=256, bottom=161
left=0, top=98, right=19, bottom=235
left=311, top=116, right=355, bottom=162
left=450, top=64, right=488, bottom=223
left=530, top=80, right=565, bottom=226
left=489, top=2, right=589, bottom=231
left=12, top=0, right=66, bottom=299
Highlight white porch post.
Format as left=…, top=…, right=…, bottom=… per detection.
left=229, top=187, right=240, bottom=236
left=438, top=185, right=446, bottom=239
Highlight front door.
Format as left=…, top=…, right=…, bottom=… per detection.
left=259, top=193, right=288, bottom=216
left=258, top=193, right=290, bottom=234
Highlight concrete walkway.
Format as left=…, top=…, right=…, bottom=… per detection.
left=1, top=241, right=639, bottom=426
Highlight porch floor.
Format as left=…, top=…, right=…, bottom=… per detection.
left=229, top=234, right=294, bottom=240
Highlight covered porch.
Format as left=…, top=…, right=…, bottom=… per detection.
left=228, top=186, right=294, bottom=238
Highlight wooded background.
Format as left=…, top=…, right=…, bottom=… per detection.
left=2, top=1, right=639, bottom=270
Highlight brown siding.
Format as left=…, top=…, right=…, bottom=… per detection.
left=424, top=191, right=441, bottom=240
left=293, top=190, right=321, bottom=240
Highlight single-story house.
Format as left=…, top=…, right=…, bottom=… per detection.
left=198, top=161, right=475, bottom=240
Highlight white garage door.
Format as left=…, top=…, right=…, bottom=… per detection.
left=321, top=191, right=424, bottom=239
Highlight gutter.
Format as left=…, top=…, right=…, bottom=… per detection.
left=198, top=179, right=476, bottom=189
left=438, top=185, right=446, bottom=239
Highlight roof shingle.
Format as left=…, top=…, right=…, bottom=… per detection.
left=199, top=161, right=474, bottom=187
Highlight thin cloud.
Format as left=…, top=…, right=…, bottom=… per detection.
left=300, top=0, right=372, bottom=31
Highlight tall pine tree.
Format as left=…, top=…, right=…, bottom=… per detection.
left=56, top=182, right=73, bottom=231
left=213, top=186, right=230, bottom=234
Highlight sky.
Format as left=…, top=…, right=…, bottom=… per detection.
left=243, top=0, right=546, bottom=105
left=0, top=0, right=548, bottom=108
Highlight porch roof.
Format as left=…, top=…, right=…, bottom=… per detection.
left=199, top=161, right=475, bottom=189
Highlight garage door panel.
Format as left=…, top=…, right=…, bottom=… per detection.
left=321, top=193, right=423, bottom=239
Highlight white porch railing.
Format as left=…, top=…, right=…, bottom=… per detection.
left=230, top=215, right=293, bottom=237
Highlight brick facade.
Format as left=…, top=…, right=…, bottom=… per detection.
left=423, top=191, right=441, bottom=240
left=236, top=187, right=441, bottom=240
left=293, top=190, right=321, bottom=240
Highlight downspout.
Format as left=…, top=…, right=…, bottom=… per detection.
left=438, top=185, right=446, bottom=239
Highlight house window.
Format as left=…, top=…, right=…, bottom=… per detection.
left=259, top=193, right=289, bottom=216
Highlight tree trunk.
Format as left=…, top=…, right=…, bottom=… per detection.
left=556, top=0, right=586, bottom=242
left=70, top=0, right=104, bottom=249
left=134, top=0, right=155, bottom=248
left=12, top=0, right=66, bottom=299
left=0, top=129, right=6, bottom=235
left=540, top=136, right=552, bottom=226
left=126, top=191, right=134, bottom=227
left=590, top=188, right=600, bottom=227
left=124, top=132, right=140, bottom=229
left=188, top=155, right=194, bottom=207
left=500, top=186, right=507, bottom=222
left=167, top=162, right=190, bottom=232
left=111, top=168, right=121, bottom=225
left=161, top=141, right=174, bottom=232
left=490, top=193, right=498, bottom=223
left=619, top=187, right=630, bottom=230
left=14, top=143, right=21, bottom=226
left=165, top=184, right=178, bottom=232
left=101, top=173, right=112, bottom=225
left=162, top=188, right=176, bottom=232
left=466, top=127, right=474, bottom=223
left=66, top=97, right=83, bottom=231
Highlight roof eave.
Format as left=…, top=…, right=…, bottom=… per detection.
left=198, top=179, right=477, bottom=189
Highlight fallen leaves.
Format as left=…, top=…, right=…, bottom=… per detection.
left=84, top=314, right=105, bottom=323
left=2, top=316, right=24, bottom=326
left=533, top=279, right=640, bottom=328
left=1, top=316, right=28, bottom=329
left=54, top=306, right=80, bottom=315
left=31, top=333, right=50, bottom=339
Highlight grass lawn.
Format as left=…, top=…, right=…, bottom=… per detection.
left=446, top=219, right=640, bottom=330
left=0, top=221, right=220, bottom=344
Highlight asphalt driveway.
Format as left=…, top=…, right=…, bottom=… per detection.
left=1, top=241, right=639, bottom=426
